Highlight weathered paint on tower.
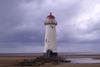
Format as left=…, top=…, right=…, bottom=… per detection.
left=44, top=12, right=57, bottom=52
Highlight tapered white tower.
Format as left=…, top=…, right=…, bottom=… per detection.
left=44, top=12, right=57, bottom=53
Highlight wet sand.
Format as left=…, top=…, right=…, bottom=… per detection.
left=0, top=56, right=100, bottom=67
left=0, top=53, right=100, bottom=67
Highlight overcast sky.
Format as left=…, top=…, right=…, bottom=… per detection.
left=0, top=0, right=100, bottom=53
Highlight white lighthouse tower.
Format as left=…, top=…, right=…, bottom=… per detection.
left=44, top=12, right=57, bottom=55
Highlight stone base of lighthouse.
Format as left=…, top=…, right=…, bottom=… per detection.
left=43, top=49, right=58, bottom=57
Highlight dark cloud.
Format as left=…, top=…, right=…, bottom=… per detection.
left=0, top=0, right=44, bottom=43
left=0, top=31, right=44, bottom=43
left=0, top=0, right=100, bottom=53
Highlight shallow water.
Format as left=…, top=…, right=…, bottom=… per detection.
left=67, top=58, right=100, bottom=63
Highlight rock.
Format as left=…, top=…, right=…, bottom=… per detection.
left=15, top=50, right=71, bottom=66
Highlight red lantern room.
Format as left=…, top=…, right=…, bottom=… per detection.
left=45, top=12, right=57, bottom=25
left=47, top=12, right=55, bottom=19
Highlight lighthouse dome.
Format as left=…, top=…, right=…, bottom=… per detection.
left=47, top=12, right=55, bottom=19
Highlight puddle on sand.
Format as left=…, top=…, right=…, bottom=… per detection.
left=66, top=58, right=100, bottom=63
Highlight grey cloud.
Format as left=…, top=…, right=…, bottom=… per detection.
left=0, top=0, right=100, bottom=52
left=0, top=0, right=44, bottom=43
left=0, top=30, right=44, bottom=43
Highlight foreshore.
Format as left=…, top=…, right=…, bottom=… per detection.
left=0, top=53, right=100, bottom=67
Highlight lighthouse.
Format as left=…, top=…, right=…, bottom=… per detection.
left=44, top=12, right=57, bottom=56
left=16, top=13, right=70, bottom=66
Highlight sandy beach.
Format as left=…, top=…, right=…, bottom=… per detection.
left=0, top=54, right=100, bottom=67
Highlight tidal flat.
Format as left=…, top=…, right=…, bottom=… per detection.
left=0, top=53, right=100, bottom=67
